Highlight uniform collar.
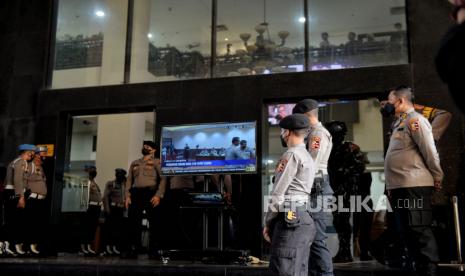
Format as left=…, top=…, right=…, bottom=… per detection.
left=399, top=107, right=415, bottom=120
left=290, top=143, right=306, bottom=148
left=311, top=121, right=322, bottom=129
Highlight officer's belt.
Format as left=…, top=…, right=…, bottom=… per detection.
left=89, top=201, right=102, bottom=206
left=4, top=184, right=14, bottom=190
left=283, top=199, right=309, bottom=208
left=110, top=202, right=124, bottom=207
left=29, top=193, right=46, bottom=200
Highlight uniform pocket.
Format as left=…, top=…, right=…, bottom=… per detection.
left=408, top=210, right=433, bottom=226
left=270, top=247, right=296, bottom=276
left=143, top=164, right=155, bottom=177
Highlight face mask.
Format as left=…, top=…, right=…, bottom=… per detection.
left=142, top=148, right=151, bottom=155
left=89, top=171, right=97, bottom=179
left=380, top=103, right=395, bottom=117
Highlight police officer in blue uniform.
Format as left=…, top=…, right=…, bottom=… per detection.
left=263, top=114, right=316, bottom=276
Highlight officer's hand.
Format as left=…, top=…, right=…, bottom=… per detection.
left=150, top=195, right=161, bottom=207
left=434, top=181, right=442, bottom=191
left=125, top=196, right=131, bottom=209
left=223, top=192, right=232, bottom=205
left=263, top=226, right=271, bottom=243
left=17, top=196, right=26, bottom=209
left=275, top=162, right=285, bottom=173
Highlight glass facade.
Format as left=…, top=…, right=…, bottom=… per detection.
left=51, top=0, right=407, bottom=88
left=308, top=0, right=408, bottom=70
left=130, top=0, right=212, bottom=83
left=215, top=0, right=305, bottom=77
left=52, top=0, right=128, bottom=89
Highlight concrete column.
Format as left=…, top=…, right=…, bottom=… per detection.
left=100, top=0, right=128, bottom=85
left=95, top=113, right=147, bottom=190
left=130, top=0, right=158, bottom=83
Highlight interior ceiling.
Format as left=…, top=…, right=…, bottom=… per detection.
left=57, top=0, right=405, bottom=54
left=72, top=113, right=154, bottom=134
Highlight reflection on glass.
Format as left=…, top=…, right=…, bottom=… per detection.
left=308, top=0, right=408, bottom=70
left=130, top=0, right=211, bottom=83
left=215, top=0, right=305, bottom=77
left=52, top=0, right=128, bottom=88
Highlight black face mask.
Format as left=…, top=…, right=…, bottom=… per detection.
left=280, top=135, right=288, bottom=148
left=142, top=148, right=151, bottom=156
left=116, top=175, right=126, bottom=183
left=89, top=171, right=97, bottom=179
left=380, top=103, right=395, bottom=117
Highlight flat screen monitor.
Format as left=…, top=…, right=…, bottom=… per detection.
left=160, top=121, right=257, bottom=175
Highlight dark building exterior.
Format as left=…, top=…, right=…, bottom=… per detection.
left=0, top=0, right=463, bottom=260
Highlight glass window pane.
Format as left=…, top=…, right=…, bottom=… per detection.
left=52, top=0, right=128, bottom=89
left=308, top=0, right=408, bottom=70
left=215, top=0, right=305, bottom=77
left=130, top=0, right=211, bottom=83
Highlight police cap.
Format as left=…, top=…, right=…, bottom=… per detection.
left=292, top=99, right=319, bottom=114
left=115, top=168, right=127, bottom=175
left=279, top=114, right=310, bottom=130
left=18, top=144, right=36, bottom=152
left=143, top=140, right=157, bottom=149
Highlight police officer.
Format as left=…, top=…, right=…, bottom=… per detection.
left=378, top=86, right=452, bottom=142
left=2, top=144, right=36, bottom=256
left=292, top=99, right=334, bottom=276
left=24, top=146, right=49, bottom=255
left=263, top=114, right=316, bottom=276
left=79, top=165, right=102, bottom=255
left=124, top=141, right=166, bottom=258
left=384, top=88, right=442, bottom=276
left=102, top=168, right=127, bottom=255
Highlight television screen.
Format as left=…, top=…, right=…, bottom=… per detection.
left=160, top=121, right=257, bottom=175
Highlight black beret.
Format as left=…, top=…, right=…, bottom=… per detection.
left=143, top=140, right=157, bottom=149
left=292, top=99, right=319, bottom=114
left=279, top=114, right=310, bottom=130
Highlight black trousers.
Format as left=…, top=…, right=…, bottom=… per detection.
left=127, top=187, right=162, bottom=254
left=81, top=205, right=101, bottom=244
left=390, top=187, right=439, bottom=266
left=25, top=197, right=47, bottom=245
left=3, top=193, right=26, bottom=244
left=103, top=206, right=125, bottom=247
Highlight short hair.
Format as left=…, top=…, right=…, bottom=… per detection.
left=232, top=137, right=240, bottom=143
left=308, top=108, right=318, bottom=118
left=292, top=128, right=309, bottom=138
left=392, top=85, right=414, bottom=103
left=240, top=140, right=247, bottom=145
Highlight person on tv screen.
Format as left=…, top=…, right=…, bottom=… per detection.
left=225, top=137, right=241, bottom=160
left=238, top=140, right=255, bottom=160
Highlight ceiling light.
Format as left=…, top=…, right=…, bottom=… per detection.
left=299, top=17, right=306, bottom=23
left=95, top=10, right=105, bottom=17
left=147, top=33, right=153, bottom=39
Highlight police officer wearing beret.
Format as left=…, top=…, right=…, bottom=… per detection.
left=124, top=141, right=166, bottom=257
left=24, top=146, right=49, bottom=255
left=2, top=144, right=35, bottom=255
left=102, top=168, right=127, bottom=255
left=385, top=88, right=443, bottom=275
left=263, top=114, right=316, bottom=276
left=293, top=99, right=334, bottom=276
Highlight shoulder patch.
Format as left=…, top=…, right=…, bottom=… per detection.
left=310, top=136, right=321, bottom=150
left=275, top=158, right=289, bottom=173
left=409, top=117, right=420, bottom=132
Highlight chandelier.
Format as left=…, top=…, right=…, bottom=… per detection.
left=227, top=0, right=294, bottom=76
